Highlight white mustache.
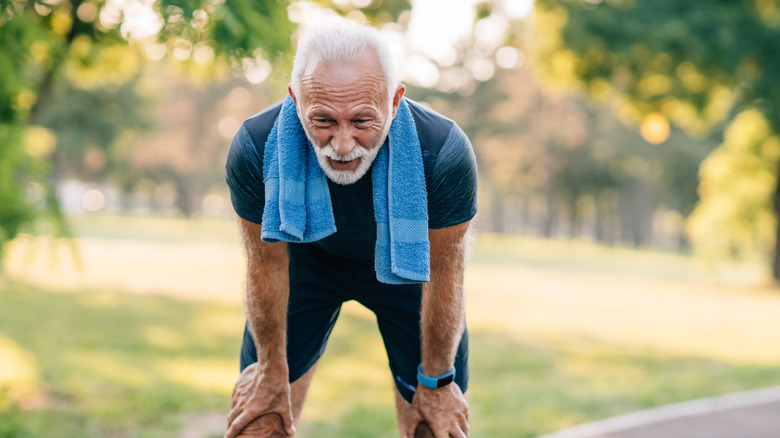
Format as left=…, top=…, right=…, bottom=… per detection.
left=321, top=144, right=369, bottom=162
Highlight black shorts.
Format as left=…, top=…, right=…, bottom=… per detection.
left=239, top=242, right=469, bottom=403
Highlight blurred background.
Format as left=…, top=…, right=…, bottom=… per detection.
left=2, top=0, right=780, bottom=437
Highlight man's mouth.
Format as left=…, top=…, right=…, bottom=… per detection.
left=328, top=157, right=360, bottom=171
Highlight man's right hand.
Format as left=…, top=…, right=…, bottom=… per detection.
left=225, top=363, right=296, bottom=438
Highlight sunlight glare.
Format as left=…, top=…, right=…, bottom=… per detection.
left=0, top=337, right=40, bottom=400
left=474, top=14, right=510, bottom=51
left=406, top=0, right=480, bottom=63
left=118, top=0, right=162, bottom=40
left=503, top=0, right=535, bottom=19
left=404, top=55, right=440, bottom=88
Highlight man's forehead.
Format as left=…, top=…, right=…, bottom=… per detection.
left=299, top=59, right=388, bottom=106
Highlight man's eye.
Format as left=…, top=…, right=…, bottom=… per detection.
left=354, top=119, right=371, bottom=125
left=313, top=118, right=331, bottom=124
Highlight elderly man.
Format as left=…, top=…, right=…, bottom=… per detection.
left=224, top=24, right=477, bottom=438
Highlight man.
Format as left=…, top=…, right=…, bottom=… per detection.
left=224, top=24, right=477, bottom=438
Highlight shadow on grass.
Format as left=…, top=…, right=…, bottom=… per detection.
left=2, top=280, right=780, bottom=438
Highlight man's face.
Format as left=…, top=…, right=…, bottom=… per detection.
left=291, top=52, right=401, bottom=185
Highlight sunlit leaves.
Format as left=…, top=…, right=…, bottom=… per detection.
left=64, top=37, right=145, bottom=88
left=0, top=0, right=299, bottom=257
left=688, top=110, right=779, bottom=258
left=533, top=0, right=780, bottom=262
left=24, top=125, right=57, bottom=158
left=533, top=0, right=780, bottom=128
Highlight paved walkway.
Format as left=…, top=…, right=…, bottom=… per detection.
left=536, top=386, right=780, bottom=438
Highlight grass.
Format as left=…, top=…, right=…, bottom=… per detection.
left=2, top=213, right=780, bottom=437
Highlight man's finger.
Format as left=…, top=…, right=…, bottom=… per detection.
left=225, top=411, right=253, bottom=438
left=279, top=408, right=296, bottom=436
left=458, top=412, right=469, bottom=436
left=226, top=406, right=243, bottom=428
left=451, top=427, right=468, bottom=438
left=407, top=420, right=421, bottom=438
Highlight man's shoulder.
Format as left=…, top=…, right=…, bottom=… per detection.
left=241, top=99, right=285, bottom=150
left=405, top=98, right=457, bottom=155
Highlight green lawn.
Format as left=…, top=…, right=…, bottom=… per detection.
left=2, top=214, right=780, bottom=437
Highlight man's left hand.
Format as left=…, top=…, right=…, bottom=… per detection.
left=405, top=383, right=469, bottom=438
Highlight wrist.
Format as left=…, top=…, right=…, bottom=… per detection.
left=255, top=357, right=289, bottom=378
left=417, top=363, right=456, bottom=389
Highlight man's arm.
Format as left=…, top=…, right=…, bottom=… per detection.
left=406, top=220, right=471, bottom=438
left=225, top=218, right=295, bottom=438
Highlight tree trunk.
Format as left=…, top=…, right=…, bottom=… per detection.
left=542, top=186, right=558, bottom=238
left=772, top=163, right=780, bottom=281
left=489, top=185, right=506, bottom=233
left=176, top=175, right=203, bottom=218
left=567, top=192, right=580, bottom=239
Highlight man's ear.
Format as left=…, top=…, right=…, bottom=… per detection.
left=288, top=84, right=298, bottom=106
left=391, top=84, right=406, bottom=119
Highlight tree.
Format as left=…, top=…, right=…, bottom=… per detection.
left=396, top=1, right=712, bottom=247
left=0, top=0, right=292, bottom=263
left=531, top=0, right=780, bottom=277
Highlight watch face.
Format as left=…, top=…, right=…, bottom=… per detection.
left=436, top=374, right=455, bottom=388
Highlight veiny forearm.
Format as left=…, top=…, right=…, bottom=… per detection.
left=246, top=253, right=289, bottom=374
left=420, top=222, right=470, bottom=376
left=240, top=219, right=290, bottom=376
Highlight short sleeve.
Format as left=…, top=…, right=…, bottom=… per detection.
left=427, top=124, right=479, bottom=229
left=225, top=124, right=265, bottom=225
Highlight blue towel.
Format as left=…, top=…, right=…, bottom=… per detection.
left=262, top=96, right=430, bottom=284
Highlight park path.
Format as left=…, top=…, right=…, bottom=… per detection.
left=178, top=412, right=226, bottom=438
left=536, top=385, right=780, bottom=438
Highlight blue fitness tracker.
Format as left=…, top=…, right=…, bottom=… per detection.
left=417, top=364, right=456, bottom=389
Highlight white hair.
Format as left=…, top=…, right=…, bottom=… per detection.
left=290, top=24, right=396, bottom=101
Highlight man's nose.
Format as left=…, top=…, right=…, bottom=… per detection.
left=331, top=127, right=355, bottom=155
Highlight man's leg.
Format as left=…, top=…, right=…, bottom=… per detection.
left=237, top=243, right=350, bottom=434
left=394, top=387, right=420, bottom=438
left=290, top=362, right=317, bottom=423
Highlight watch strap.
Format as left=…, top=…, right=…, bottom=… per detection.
left=417, top=364, right=456, bottom=389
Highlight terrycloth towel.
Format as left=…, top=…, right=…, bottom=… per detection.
left=261, top=96, right=430, bottom=284
left=371, top=98, right=430, bottom=284
left=261, top=96, right=337, bottom=243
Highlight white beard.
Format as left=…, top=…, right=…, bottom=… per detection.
left=314, top=143, right=381, bottom=185
left=307, top=122, right=391, bottom=185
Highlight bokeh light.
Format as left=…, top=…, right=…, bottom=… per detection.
left=218, top=117, right=241, bottom=139
left=640, top=112, right=671, bottom=144
left=82, top=189, right=106, bottom=212
left=202, top=194, right=226, bottom=216
left=496, top=46, right=523, bottom=69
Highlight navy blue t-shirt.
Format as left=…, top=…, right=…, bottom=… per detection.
left=225, top=98, right=478, bottom=261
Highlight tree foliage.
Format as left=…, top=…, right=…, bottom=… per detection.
left=0, top=0, right=292, bottom=261
left=532, top=0, right=780, bottom=274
